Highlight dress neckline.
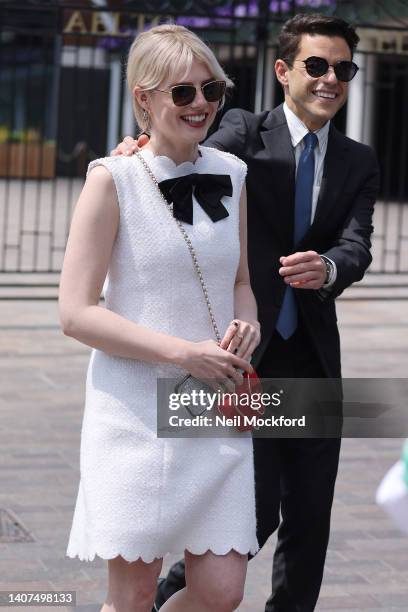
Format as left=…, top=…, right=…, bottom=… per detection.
left=139, top=145, right=204, bottom=172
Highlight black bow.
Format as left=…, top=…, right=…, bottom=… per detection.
left=158, top=173, right=232, bottom=224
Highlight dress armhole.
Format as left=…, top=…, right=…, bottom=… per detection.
left=86, top=159, right=120, bottom=213
left=236, top=160, right=248, bottom=200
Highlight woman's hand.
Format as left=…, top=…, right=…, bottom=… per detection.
left=177, top=339, right=254, bottom=390
left=110, top=134, right=150, bottom=156
left=220, top=319, right=261, bottom=362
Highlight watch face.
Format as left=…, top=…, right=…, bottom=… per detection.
left=320, top=256, right=332, bottom=283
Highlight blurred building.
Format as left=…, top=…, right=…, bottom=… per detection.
left=0, top=0, right=407, bottom=276
left=0, top=1, right=407, bottom=179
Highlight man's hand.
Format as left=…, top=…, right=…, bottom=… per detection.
left=110, top=134, right=150, bottom=156
left=279, top=250, right=326, bottom=290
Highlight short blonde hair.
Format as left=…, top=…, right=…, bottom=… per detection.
left=126, top=24, right=233, bottom=132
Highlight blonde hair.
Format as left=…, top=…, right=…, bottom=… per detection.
left=126, top=24, right=233, bottom=132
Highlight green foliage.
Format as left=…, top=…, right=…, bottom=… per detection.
left=0, top=126, right=55, bottom=145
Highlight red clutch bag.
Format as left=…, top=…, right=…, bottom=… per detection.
left=218, top=369, right=265, bottom=432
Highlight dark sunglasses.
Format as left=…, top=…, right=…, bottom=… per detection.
left=289, top=56, right=359, bottom=82
left=153, top=80, right=226, bottom=107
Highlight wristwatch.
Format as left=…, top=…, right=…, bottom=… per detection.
left=320, top=255, right=334, bottom=285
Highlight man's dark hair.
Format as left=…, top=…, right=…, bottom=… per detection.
left=277, top=13, right=360, bottom=64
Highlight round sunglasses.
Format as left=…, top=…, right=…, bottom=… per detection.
left=152, top=80, right=226, bottom=107
left=288, top=56, right=359, bottom=82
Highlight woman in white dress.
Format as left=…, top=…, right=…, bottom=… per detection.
left=59, top=24, right=260, bottom=612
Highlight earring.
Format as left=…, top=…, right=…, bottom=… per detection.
left=142, top=109, right=151, bottom=134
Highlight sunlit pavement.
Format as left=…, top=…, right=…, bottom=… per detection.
left=0, top=297, right=407, bottom=611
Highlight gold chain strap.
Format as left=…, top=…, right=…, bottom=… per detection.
left=135, top=151, right=222, bottom=344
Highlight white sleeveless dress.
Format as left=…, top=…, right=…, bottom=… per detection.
left=66, top=145, right=259, bottom=563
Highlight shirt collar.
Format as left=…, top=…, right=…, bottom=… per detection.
left=283, top=102, right=330, bottom=152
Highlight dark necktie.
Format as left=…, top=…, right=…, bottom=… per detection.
left=158, top=173, right=232, bottom=225
left=276, top=132, right=318, bottom=340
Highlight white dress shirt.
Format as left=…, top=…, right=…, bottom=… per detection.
left=283, top=102, right=337, bottom=287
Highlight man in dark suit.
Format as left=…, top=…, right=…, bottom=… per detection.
left=114, top=13, right=380, bottom=612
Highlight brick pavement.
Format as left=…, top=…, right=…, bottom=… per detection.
left=0, top=298, right=407, bottom=611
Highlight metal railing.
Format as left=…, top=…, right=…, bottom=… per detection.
left=0, top=1, right=407, bottom=295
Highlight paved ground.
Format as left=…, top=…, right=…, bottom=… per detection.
left=0, top=297, right=407, bottom=611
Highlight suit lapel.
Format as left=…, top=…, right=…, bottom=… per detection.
left=297, top=123, right=351, bottom=248
left=312, top=124, right=350, bottom=227
left=258, top=108, right=351, bottom=250
left=260, top=105, right=296, bottom=251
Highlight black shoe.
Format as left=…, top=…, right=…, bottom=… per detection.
left=152, top=577, right=166, bottom=611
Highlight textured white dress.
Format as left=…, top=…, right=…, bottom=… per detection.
left=66, top=145, right=259, bottom=562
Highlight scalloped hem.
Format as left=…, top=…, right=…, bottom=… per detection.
left=66, top=543, right=259, bottom=564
